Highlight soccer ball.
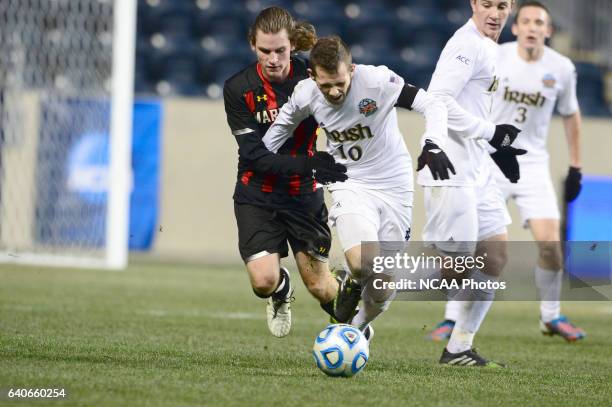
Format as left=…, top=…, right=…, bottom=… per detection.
left=312, top=323, right=369, bottom=377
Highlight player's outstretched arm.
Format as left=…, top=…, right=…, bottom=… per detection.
left=428, top=37, right=501, bottom=142
left=263, top=81, right=311, bottom=153
left=395, top=85, right=456, bottom=181
left=261, top=82, right=347, bottom=184
left=397, top=85, right=448, bottom=146
left=224, top=81, right=340, bottom=178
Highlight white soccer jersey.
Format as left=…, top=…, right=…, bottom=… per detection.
left=491, top=42, right=579, bottom=164
left=419, top=18, right=499, bottom=187
left=264, top=64, right=443, bottom=191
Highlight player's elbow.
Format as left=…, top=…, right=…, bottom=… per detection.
left=434, top=93, right=458, bottom=107
left=429, top=96, right=449, bottom=116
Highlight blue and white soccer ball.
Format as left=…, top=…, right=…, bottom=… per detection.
left=312, top=323, right=369, bottom=377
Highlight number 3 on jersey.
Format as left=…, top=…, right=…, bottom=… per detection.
left=515, top=106, right=527, bottom=124
left=338, top=145, right=363, bottom=161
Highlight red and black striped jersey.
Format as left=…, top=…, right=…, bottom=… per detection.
left=223, top=57, right=319, bottom=207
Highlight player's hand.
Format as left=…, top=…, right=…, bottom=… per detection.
left=306, top=152, right=348, bottom=184
left=490, top=146, right=527, bottom=183
left=489, top=124, right=521, bottom=150
left=564, top=166, right=582, bottom=202
left=416, top=140, right=456, bottom=180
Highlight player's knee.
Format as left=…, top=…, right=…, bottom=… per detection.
left=483, top=250, right=508, bottom=276
left=250, top=272, right=278, bottom=297
left=539, top=242, right=563, bottom=270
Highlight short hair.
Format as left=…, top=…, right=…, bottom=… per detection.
left=248, top=6, right=317, bottom=52
left=309, top=36, right=352, bottom=75
left=515, top=1, right=551, bottom=23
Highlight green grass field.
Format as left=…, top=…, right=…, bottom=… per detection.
left=1, top=262, right=611, bottom=406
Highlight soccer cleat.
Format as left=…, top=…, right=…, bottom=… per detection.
left=362, top=324, right=374, bottom=343
left=426, top=319, right=455, bottom=341
left=266, top=267, right=294, bottom=338
left=540, top=315, right=586, bottom=342
left=331, top=269, right=362, bottom=323
left=439, top=348, right=505, bottom=368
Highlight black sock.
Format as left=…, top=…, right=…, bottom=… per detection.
left=320, top=300, right=335, bottom=319
left=272, top=268, right=290, bottom=299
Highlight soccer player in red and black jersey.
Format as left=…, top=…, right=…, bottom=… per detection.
left=223, top=7, right=358, bottom=338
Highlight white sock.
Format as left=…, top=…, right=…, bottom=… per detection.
left=446, top=270, right=497, bottom=353
left=351, top=299, right=391, bottom=330
left=535, top=266, right=562, bottom=322
left=446, top=328, right=475, bottom=354
left=444, top=299, right=465, bottom=322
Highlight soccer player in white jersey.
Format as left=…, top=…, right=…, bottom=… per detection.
left=430, top=1, right=586, bottom=344
left=419, top=0, right=527, bottom=367
left=263, top=36, right=455, bottom=340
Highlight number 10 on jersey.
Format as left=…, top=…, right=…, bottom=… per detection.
left=338, top=145, right=363, bottom=161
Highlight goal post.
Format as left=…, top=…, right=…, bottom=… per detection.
left=0, top=0, right=137, bottom=270
left=107, top=0, right=137, bottom=269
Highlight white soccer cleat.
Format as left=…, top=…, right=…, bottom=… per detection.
left=266, top=268, right=293, bottom=338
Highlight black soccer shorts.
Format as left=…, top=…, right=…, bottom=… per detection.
left=234, top=191, right=331, bottom=263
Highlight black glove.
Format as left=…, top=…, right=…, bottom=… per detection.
left=303, top=151, right=348, bottom=184
left=489, top=124, right=521, bottom=150
left=416, top=140, right=456, bottom=180
left=564, top=166, right=582, bottom=202
left=490, top=146, right=527, bottom=183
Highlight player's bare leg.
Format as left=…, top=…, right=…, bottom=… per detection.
left=426, top=256, right=469, bottom=341
left=246, top=253, right=293, bottom=338
left=530, top=219, right=585, bottom=341
left=295, top=251, right=337, bottom=303
left=441, top=233, right=507, bottom=367
left=333, top=214, right=384, bottom=335
left=343, top=241, right=392, bottom=341
left=295, top=251, right=360, bottom=323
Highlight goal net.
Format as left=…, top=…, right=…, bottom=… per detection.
left=0, top=0, right=136, bottom=269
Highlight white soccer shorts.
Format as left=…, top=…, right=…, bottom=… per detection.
left=492, top=161, right=561, bottom=227
left=422, top=171, right=511, bottom=253
left=328, top=185, right=413, bottom=252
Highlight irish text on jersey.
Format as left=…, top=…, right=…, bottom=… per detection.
left=321, top=123, right=374, bottom=143
left=503, top=87, right=546, bottom=107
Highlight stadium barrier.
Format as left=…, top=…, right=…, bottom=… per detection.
left=152, top=99, right=612, bottom=266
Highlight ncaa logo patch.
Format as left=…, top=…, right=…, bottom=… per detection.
left=358, top=98, right=378, bottom=117
left=542, top=73, right=556, bottom=88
